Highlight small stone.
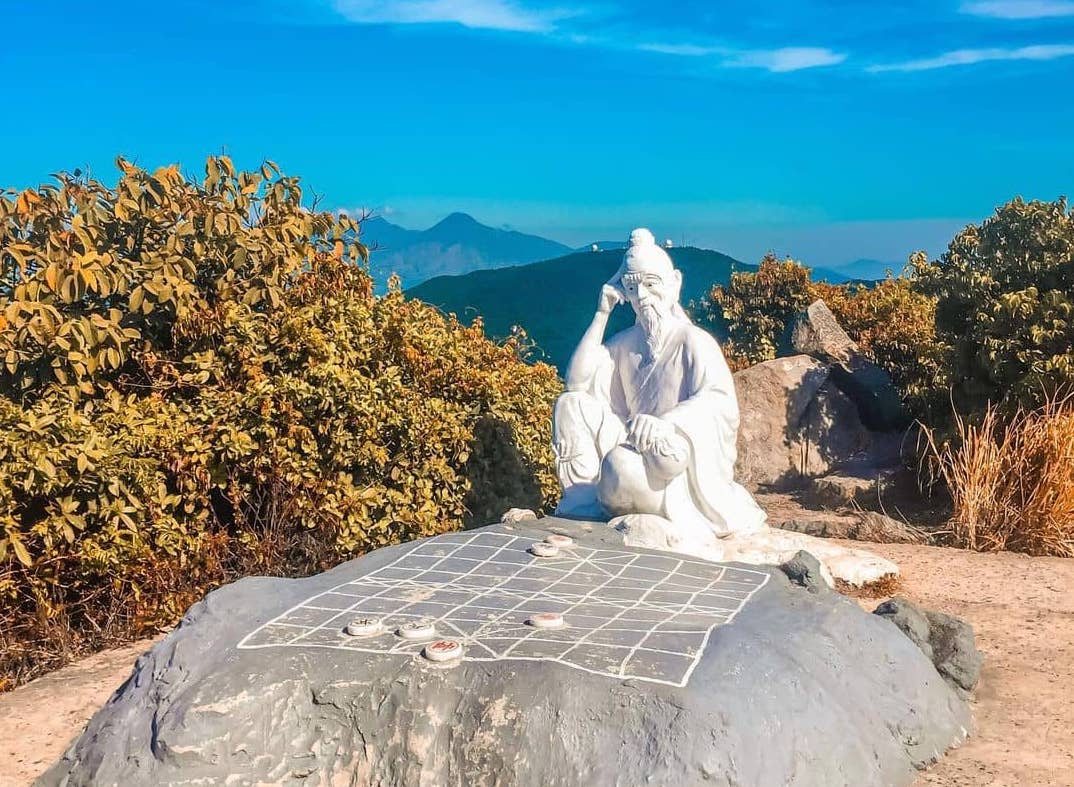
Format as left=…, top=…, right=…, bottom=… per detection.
left=529, top=541, right=560, bottom=558
left=423, top=639, right=463, bottom=662
left=924, top=610, right=983, bottom=693
left=526, top=612, right=565, bottom=629
left=545, top=533, right=573, bottom=548
left=874, top=597, right=982, bottom=694
left=873, top=597, right=934, bottom=661
left=780, top=551, right=831, bottom=594
left=501, top=508, right=538, bottom=524
left=810, top=473, right=875, bottom=508
left=343, top=618, right=383, bottom=637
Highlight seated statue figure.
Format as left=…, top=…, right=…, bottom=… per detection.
left=553, top=228, right=767, bottom=538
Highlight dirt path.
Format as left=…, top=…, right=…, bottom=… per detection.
left=0, top=638, right=161, bottom=786
left=849, top=541, right=1074, bottom=786
left=1, top=543, right=1071, bottom=786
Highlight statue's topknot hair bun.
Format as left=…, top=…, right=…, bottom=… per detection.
left=628, top=228, right=657, bottom=248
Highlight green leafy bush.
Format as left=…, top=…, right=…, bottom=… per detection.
left=911, top=197, right=1074, bottom=412
left=696, top=253, right=814, bottom=369
left=0, top=158, right=560, bottom=689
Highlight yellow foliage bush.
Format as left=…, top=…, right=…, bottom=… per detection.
left=697, top=253, right=814, bottom=369
left=698, top=255, right=946, bottom=418
left=0, top=158, right=561, bottom=689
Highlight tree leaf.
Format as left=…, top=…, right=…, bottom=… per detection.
left=10, top=535, right=32, bottom=567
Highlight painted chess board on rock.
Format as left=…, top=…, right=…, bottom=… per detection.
left=238, top=530, right=769, bottom=687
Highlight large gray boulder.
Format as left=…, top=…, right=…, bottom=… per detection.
left=734, top=355, right=875, bottom=488
left=790, top=300, right=909, bottom=433
left=42, top=520, right=970, bottom=787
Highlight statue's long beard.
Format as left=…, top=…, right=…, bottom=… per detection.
left=638, top=304, right=667, bottom=358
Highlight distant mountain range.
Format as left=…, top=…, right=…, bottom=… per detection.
left=360, top=212, right=572, bottom=290
left=358, top=212, right=871, bottom=292
left=407, top=246, right=754, bottom=373
left=363, top=212, right=890, bottom=370
left=823, top=258, right=905, bottom=280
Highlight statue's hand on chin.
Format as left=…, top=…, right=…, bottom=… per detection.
left=597, top=282, right=625, bottom=315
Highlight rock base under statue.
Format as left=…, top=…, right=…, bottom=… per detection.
left=610, top=513, right=899, bottom=587
left=43, top=520, right=967, bottom=787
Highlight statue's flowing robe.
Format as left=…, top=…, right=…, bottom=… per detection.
left=577, top=318, right=766, bottom=536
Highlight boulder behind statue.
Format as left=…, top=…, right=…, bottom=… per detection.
left=791, top=299, right=910, bottom=433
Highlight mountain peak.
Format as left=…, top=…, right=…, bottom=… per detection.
left=430, top=212, right=481, bottom=231
left=361, top=211, right=572, bottom=292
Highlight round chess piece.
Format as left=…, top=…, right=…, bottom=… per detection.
left=423, top=640, right=463, bottom=662
left=343, top=618, right=383, bottom=637
left=526, top=612, right=565, bottom=629
left=529, top=541, right=559, bottom=558
left=396, top=621, right=437, bottom=641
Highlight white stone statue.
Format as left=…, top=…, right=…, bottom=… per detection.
left=553, top=228, right=767, bottom=537
left=552, top=228, right=901, bottom=588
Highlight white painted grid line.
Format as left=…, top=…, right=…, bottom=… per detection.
left=499, top=545, right=640, bottom=660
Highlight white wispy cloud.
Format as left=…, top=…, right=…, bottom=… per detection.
left=331, top=0, right=568, bottom=33
left=960, top=0, right=1074, bottom=19
left=327, top=3, right=845, bottom=74
left=724, top=47, right=847, bottom=72
left=638, top=42, right=846, bottom=72
left=870, top=43, right=1074, bottom=72
left=638, top=42, right=721, bottom=57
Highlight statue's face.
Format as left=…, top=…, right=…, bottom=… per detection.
left=621, top=270, right=677, bottom=320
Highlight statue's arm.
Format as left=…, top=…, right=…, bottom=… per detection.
left=564, top=284, right=622, bottom=392
left=659, top=331, right=741, bottom=484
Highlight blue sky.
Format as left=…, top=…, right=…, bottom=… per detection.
left=2, top=0, right=1073, bottom=267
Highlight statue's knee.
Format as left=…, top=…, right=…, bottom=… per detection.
left=554, top=391, right=612, bottom=454
left=598, top=445, right=664, bottom=517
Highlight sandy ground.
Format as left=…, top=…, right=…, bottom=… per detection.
left=853, top=541, right=1074, bottom=786
left=0, top=542, right=1071, bottom=786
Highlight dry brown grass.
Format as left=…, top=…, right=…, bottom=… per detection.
left=921, top=395, right=1074, bottom=557
left=836, top=573, right=902, bottom=599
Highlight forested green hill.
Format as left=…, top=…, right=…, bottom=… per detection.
left=407, top=247, right=755, bottom=372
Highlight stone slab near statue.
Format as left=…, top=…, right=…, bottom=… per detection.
left=790, top=299, right=910, bottom=433
left=41, top=520, right=971, bottom=787
left=552, top=229, right=898, bottom=586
